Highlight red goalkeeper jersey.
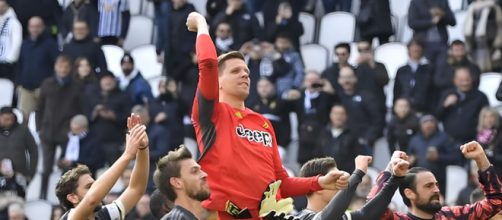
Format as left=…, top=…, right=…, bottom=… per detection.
left=191, top=34, right=321, bottom=219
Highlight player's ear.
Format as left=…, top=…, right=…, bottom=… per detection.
left=404, top=188, right=416, bottom=201
left=170, top=177, right=183, bottom=189
left=67, top=193, right=80, bottom=205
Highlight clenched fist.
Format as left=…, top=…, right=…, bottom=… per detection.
left=186, top=12, right=206, bottom=32
left=355, top=155, right=372, bottom=174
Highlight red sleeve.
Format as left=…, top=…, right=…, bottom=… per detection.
left=195, top=34, right=219, bottom=100
left=269, top=121, right=322, bottom=197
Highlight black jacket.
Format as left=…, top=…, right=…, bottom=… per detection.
left=211, top=6, right=262, bottom=49
left=394, top=62, right=432, bottom=113
left=149, top=93, right=186, bottom=147
left=386, top=113, right=419, bottom=152
left=60, top=2, right=99, bottom=39
left=60, top=131, right=104, bottom=174
left=0, top=123, right=38, bottom=179
left=355, top=62, right=388, bottom=113
left=437, top=89, right=489, bottom=143
left=434, top=54, right=481, bottom=93
left=62, top=37, right=108, bottom=74
left=249, top=96, right=293, bottom=148
left=357, top=0, right=393, bottom=38
left=408, top=0, right=456, bottom=44
left=318, top=125, right=360, bottom=172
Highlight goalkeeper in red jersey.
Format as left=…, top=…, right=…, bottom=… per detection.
left=186, top=12, right=350, bottom=220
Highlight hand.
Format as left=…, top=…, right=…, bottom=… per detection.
left=259, top=181, right=294, bottom=217
left=225, top=3, right=236, bottom=15
left=426, top=147, right=439, bottom=161
left=408, top=155, right=417, bottom=166
left=154, top=112, right=168, bottom=123
left=443, top=94, right=458, bottom=107
left=432, top=16, right=441, bottom=24
left=460, top=141, right=487, bottom=160
left=392, top=158, right=410, bottom=177
left=124, top=124, right=147, bottom=159
left=127, top=113, right=142, bottom=130
left=386, top=151, right=408, bottom=172
left=318, top=170, right=350, bottom=190
left=285, top=89, right=301, bottom=100
left=321, top=79, right=335, bottom=95
left=355, top=155, right=373, bottom=174
left=157, top=53, right=164, bottom=64
left=186, top=12, right=206, bottom=32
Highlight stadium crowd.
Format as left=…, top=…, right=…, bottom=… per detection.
left=1, top=0, right=502, bottom=219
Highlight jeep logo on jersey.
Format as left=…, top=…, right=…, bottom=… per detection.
left=235, top=125, right=272, bottom=147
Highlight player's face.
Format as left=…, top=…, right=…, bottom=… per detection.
left=219, top=58, right=250, bottom=101
left=179, top=159, right=210, bottom=201
left=73, top=174, right=95, bottom=205
left=412, top=172, right=442, bottom=214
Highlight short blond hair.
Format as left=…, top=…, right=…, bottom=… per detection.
left=217, top=51, right=245, bottom=75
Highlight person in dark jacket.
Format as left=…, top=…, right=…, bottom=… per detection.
left=437, top=67, right=489, bottom=145
left=407, top=114, right=459, bottom=194
left=117, top=54, right=154, bottom=105
left=263, top=1, right=303, bottom=51
left=8, top=0, right=61, bottom=37
left=321, top=42, right=353, bottom=92
left=408, top=0, right=456, bottom=64
left=387, top=98, right=419, bottom=152
left=337, top=66, right=384, bottom=151
left=273, top=33, right=305, bottom=97
left=249, top=77, right=293, bottom=148
left=148, top=78, right=185, bottom=148
left=16, top=17, right=59, bottom=122
left=394, top=39, right=433, bottom=113
left=82, top=71, right=131, bottom=166
left=36, top=55, right=83, bottom=199
left=57, top=115, right=104, bottom=176
left=62, top=20, right=108, bottom=74
left=356, top=0, right=393, bottom=45
left=60, top=0, right=99, bottom=42
left=434, top=40, right=481, bottom=95
left=211, top=0, right=262, bottom=49
left=214, top=22, right=237, bottom=54
left=72, top=57, right=97, bottom=87
left=163, top=0, right=196, bottom=82
left=0, top=107, right=38, bottom=181
left=317, top=104, right=361, bottom=172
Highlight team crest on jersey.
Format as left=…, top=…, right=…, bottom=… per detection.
left=235, top=125, right=272, bottom=147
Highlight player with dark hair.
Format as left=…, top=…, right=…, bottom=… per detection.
left=55, top=115, right=149, bottom=220
left=186, top=12, right=351, bottom=220
left=369, top=141, right=502, bottom=219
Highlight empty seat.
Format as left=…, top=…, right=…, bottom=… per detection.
left=300, top=44, right=329, bottom=73
left=389, top=0, right=411, bottom=18
left=374, top=42, right=408, bottom=107
left=446, top=165, right=468, bottom=205
left=318, top=12, right=355, bottom=61
left=0, top=79, right=14, bottom=107
left=147, top=76, right=166, bottom=97
left=479, top=72, right=502, bottom=107
left=188, top=0, right=207, bottom=16
left=101, top=45, right=125, bottom=76
left=25, top=200, right=52, bottom=220
left=299, top=12, right=316, bottom=45
left=123, top=15, right=154, bottom=51
left=130, top=44, right=163, bottom=79
left=448, top=10, right=467, bottom=43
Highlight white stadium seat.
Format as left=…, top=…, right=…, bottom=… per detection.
left=449, top=0, right=464, bottom=11
left=374, top=42, right=408, bottom=107
left=299, top=12, right=316, bottom=45
left=25, top=200, right=52, bottom=220
left=130, top=44, right=163, bottom=79
left=0, top=79, right=14, bottom=107
left=319, top=12, right=355, bottom=61
left=446, top=165, right=468, bottom=205
left=479, top=72, right=502, bottom=107
left=188, top=0, right=207, bottom=16
left=389, top=0, right=411, bottom=18
left=147, top=76, right=165, bottom=98
left=102, top=45, right=125, bottom=76
left=300, top=44, right=329, bottom=73
left=130, top=0, right=141, bottom=15
left=123, top=15, right=154, bottom=51
left=448, top=10, right=467, bottom=43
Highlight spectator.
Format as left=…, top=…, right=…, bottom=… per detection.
left=497, top=80, right=502, bottom=101
left=72, top=57, right=97, bottom=87
left=456, top=161, right=480, bottom=205
left=82, top=70, right=131, bottom=166
left=407, top=115, right=459, bottom=194
left=16, top=16, right=58, bottom=122
left=394, top=39, right=433, bottom=113
left=117, top=54, right=154, bottom=105
left=477, top=107, right=500, bottom=148
left=7, top=0, right=61, bottom=37
left=0, top=0, right=22, bottom=81
left=321, top=43, right=353, bottom=91
left=125, top=194, right=156, bottom=220
left=337, top=66, right=384, bottom=151
left=148, top=78, right=185, bottom=148
left=57, top=115, right=104, bottom=176
left=150, top=0, right=170, bottom=62
left=322, top=0, right=351, bottom=13
left=249, top=77, right=293, bottom=149
left=149, top=189, right=174, bottom=219
left=97, top=0, right=130, bottom=46
left=62, top=20, right=108, bottom=74
left=7, top=202, right=25, bottom=220
left=163, top=0, right=196, bottom=82
left=408, top=0, right=456, bottom=64
left=132, top=105, right=169, bottom=193
left=387, top=98, right=419, bottom=153
left=317, top=104, right=361, bottom=172
left=273, top=33, right=305, bottom=97
left=437, top=67, right=489, bottom=145
left=289, top=71, right=336, bottom=164
left=464, top=0, right=502, bottom=72
left=214, top=22, right=236, bottom=54
left=36, top=55, right=83, bottom=199
left=356, top=0, right=393, bottom=45
left=354, top=40, right=388, bottom=118
left=0, top=158, right=26, bottom=199
left=264, top=1, right=303, bottom=51
left=434, top=40, right=481, bottom=95
left=60, top=0, right=99, bottom=42
left=51, top=206, right=64, bottom=220
left=211, top=0, right=261, bottom=49
left=153, top=146, right=211, bottom=220
left=0, top=107, right=38, bottom=182
left=205, top=0, right=227, bottom=22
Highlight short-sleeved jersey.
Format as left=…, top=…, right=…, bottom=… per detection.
left=191, top=34, right=321, bottom=219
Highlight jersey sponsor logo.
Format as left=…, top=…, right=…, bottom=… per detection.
left=235, top=124, right=273, bottom=147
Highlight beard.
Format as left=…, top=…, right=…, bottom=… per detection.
left=187, top=186, right=210, bottom=201
left=415, top=194, right=442, bottom=214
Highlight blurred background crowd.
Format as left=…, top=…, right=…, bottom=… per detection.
left=1, top=0, right=502, bottom=219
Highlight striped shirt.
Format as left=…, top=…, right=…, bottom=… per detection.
left=160, top=205, right=198, bottom=220
left=97, top=0, right=128, bottom=37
